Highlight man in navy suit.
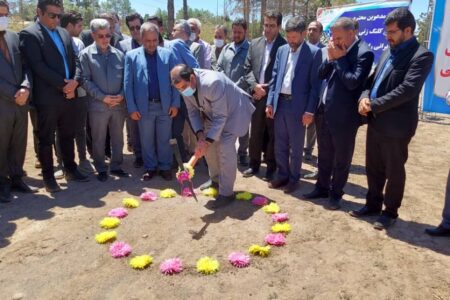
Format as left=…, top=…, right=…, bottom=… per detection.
left=266, top=16, right=322, bottom=194
left=303, top=17, right=374, bottom=209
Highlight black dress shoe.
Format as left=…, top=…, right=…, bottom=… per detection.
left=304, top=152, right=313, bottom=161
left=142, top=170, right=157, bottom=181
left=11, top=178, right=38, bottom=193
left=349, top=206, right=381, bottom=218
left=326, top=198, right=341, bottom=210
left=212, top=194, right=234, bottom=208
left=268, top=178, right=289, bottom=189
left=97, top=172, right=108, bottom=182
left=262, top=170, right=275, bottom=182
left=159, top=170, right=173, bottom=181
left=44, top=179, right=61, bottom=193
left=133, top=158, right=144, bottom=168
left=65, top=170, right=89, bottom=182
left=373, top=215, right=396, bottom=230
left=111, top=169, right=130, bottom=178
left=283, top=181, right=299, bottom=194
left=242, top=168, right=258, bottom=178
left=0, top=184, right=11, bottom=203
left=303, top=189, right=329, bottom=199
left=425, top=225, right=450, bottom=237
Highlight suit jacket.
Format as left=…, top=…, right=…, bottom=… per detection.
left=19, top=22, right=81, bottom=107
left=182, top=69, right=255, bottom=141
left=117, top=38, right=138, bottom=54
left=80, top=29, right=121, bottom=48
left=0, top=31, right=31, bottom=105
left=319, top=39, right=374, bottom=133
left=361, top=38, right=434, bottom=138
left=124, top=46, right=180, bottom=117
left=189, top=41, right=204, bottom=68
left=169, top=39, right=199, bottom=68
left=217, top=39, right=250, bottom=90
left=267, top=43, right=322, bottom=117
left=244, top=34, right=286, bottom=93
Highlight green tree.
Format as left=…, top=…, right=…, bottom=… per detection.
left=417, top=0, right=433, bottom=46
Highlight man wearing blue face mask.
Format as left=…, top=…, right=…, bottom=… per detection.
left=170, top=64, right=255, bottom=208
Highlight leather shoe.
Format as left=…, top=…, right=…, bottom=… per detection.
left=283, top=181, right=298, bottom=194
left=373, top=215, right=396, bottom=230
left=11, top=178, right=38, bottom=193
left=262, top=170, right=275, bottom=182
left=425, top=225, right=450, bottom=237
left=65, top=170, right=89, bottom=182
left=349, top=206, right=381, bottom=218
left=199, top=179, right=219, bottom=191
left=111, top=169, right=130, bottom=178
left=326, top=198, right=341, bottom=210
left=242, top=168, right=258, bottom=178
left=142, top=170, right=156, bottom=181
left=133, top=158, right=144, bottom=168
left=97, top=172, right=108, bottom=182
left=268, top=178, right=289, bottom=189
left=44, top=179, right=61, bottom=193
left=159, top=170, right=173, bottom=181
left=212, top=194, right=234, bottom=208
left=304, top=152, right=313, bottom=161
left=0, top=183, right=11, bottom=203
left=303, top=189, right=329, bottom=199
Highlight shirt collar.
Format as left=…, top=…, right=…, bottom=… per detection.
left=390, top=36, right=417, bottom=57
left=347, top=37, right=359, bottom=53
left=290, top=42, right=304, bottom=54
left=94, top=44, right=111, bottom=55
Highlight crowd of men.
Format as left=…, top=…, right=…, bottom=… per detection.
left=0, top=0, right=448, bottom=236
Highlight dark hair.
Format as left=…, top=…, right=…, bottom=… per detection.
left=0, top=0, right=9, bottom=11
left=215, top=24, right=228, bottom=37
left=309, top=20, right=323, bottom=33
left=60, top=11, right=83, bottom=28
left=331, top=17, right=355, bottom=31
left=232, top=18, right=247, bottom=31
left=110, top=12, right=120, bottom=21
left=285, top=16, right=307, bottom=33
left=147, top=15, right=163, bottom=27
left=37, top=0, right=62, bottom=11
left=352, top=18, right=359, bottom=31
left=125, top=13, right=143, bottom=28
left=384, top=7, right=416, bottom=32
left=264, top=10, right=282, bottom=26
left=172, top=64, right=194, bottom=84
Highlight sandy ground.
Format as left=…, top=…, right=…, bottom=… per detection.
left=0, top=114, right=449, bottom=300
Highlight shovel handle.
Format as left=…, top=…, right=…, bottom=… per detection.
left=187, top=155, right=200, bottom=168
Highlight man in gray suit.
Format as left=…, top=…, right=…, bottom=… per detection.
left=0, top=0, right=37, bottom=202
left=80, top=19, right=128, bottom=182
left=171, top=65, right=255, bottom=208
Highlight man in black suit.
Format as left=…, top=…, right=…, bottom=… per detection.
left=0, top=0, right=37, bottom=202
left=304, top=17, right=374, bottom=210
left=20, top=0, right=88, bottom=193
left=79, top=12, right=122, bottom=48
left=243, top=10, right=286, bottom=181
left=351, top=8, right=434, bottom=230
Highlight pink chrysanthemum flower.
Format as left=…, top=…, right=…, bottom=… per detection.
left=108, top=207, right=128, bottom=219
left=176, top=170, right=191, bottom=183
left=264, top=233, right=286, bottom=246
left=228, top=252, right=251, bottom=268
left=140, top=191, right=158, bottom=201
left=109, top=241, right=132, bottom=258
left=182, top=187, right=193, bottom=197
left=271, top=213, right=289, bottom=223
left=252, top=196, right=268, bottom=206
left=159, top=258, right=183, bottom=275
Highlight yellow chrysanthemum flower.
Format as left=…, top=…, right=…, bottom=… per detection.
left=271, top=223, right=291, bottom=234
left=122, top=197, right=140, bottom=208
left=263, top=202, right=281, bottom=214
left=95, top=231, right=117, bottom=244
left=236, top=191, right=253, bottom=201
left=248, top=244, right=271, bottom=257
left=129, top=255, right=153, bottom=270
left=99, top=217, right=120, bottom=229
left=196, top=256, right=220, bottom=274
left=202, top=187, right=218, bottom=198
left=176, top=163, right=195, bottom=179
left=160, top=188, right=177, bottom=198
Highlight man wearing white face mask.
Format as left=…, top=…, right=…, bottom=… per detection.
left=211, top=25, right=228, bottom=71
left=188, top=18, right=211, bottom=69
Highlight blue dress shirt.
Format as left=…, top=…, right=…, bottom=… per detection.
left=42, top=24, right=70, bottom=79
left=145, top=51, right=160, bottom=101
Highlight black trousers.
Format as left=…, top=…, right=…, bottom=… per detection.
left=248, top=96, right=276, bottom=171
left=36, top=100, right=78, bottom=180
left=315, top=108, right=358, bottom=200
left=365, top=126, right=411, bottom=218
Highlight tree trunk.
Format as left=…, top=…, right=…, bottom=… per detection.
left=278, top=0, right=283, bottom=13
left=183, top=0, right=188, bottom=19
left=260, top=0, right=266, bottom=33
left=167, top=0, right=174, bottom=36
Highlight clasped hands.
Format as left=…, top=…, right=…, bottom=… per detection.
left=14, top=87, right=30, bottom=106
left=103, top=94, right=124, bottom=108
left=63, top=79, right=79, bottom=99
left=358, top=98, right=372, bottom=116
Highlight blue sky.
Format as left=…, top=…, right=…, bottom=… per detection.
left=129, top=0, right=429, bottom=19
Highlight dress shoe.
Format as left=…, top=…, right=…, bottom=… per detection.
left=303, top=189, right=329, bottom=199
left=283, top=181, right=299, bottom=194
left=212, top=194, right=234, bottom=208
left=133, top=158, right=144, bottom=168
left=268, top=178, right=289, bottom=189
left=159, top=170, right=173, bottom=181
left=349, top=206, right=381, bottom=218
left=78, top=159, right=95, bottom=175
left=65, top=169, right=89, bottom=182
left=44, top=179, right=61, bottom=193
left=303, top=170, right=318, bottom=180
left=0, top=183, right=11, bottom=203
left=262, top=170, right=275, bottom=182
left=304, top=152, right=313, bottom=161
left=373, top=215, right=396, bottom=230
left=238, top=155, right=249, bottom=166
left=142, top=170, right=157, bottom=181
left=34, top=159, right=42, bottom=169
left=97, top=172, right=108, bottom=182
left=199, top=179, right=219, bottom=191
left=54, top=168, right=64, bottom=180
left=425, top=225, right=450, bottom=237
left=326, top=198, right=341, bottom=210
left=111, top=169, right=130, bottom=178
left=11, top=178, right=38, bottom=193
left=242, top=167, right=258, bottom=178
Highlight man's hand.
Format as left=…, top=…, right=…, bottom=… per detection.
left=130, top=111, right=141, bottom=121
left=302, top=113, right=314, bottom=127
left=63, top=79, right=79, bottom=94
left=194, top=139, right=209, bottom=159
left=333, top=42, right=347, bottom=60
left=358, top=98, right=372, bottom=116
left=265, top=105, right=274, bottom=119
left=103, top=95, right=120, bottom=107
left=14, top=88, right=29, bottom=106
left=253, top=83, right=268, bottom=100
left=65, top=91, right=76, bottom=99
left=168, top=106, right=178, bottom=118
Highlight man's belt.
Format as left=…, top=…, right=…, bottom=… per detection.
left=149, top=98, right=160, bottom=102
left=279, top=93, right=292, bottom=100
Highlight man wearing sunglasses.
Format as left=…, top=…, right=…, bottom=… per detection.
left=20, top=0, right=88, bottom=193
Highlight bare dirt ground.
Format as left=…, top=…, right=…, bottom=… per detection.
left=0, top=115, right=449, bottom=300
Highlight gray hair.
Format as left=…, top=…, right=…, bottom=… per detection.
left=285, top=16, right=307, bottom=33
left=188, top=18, right=202, bottom=30
left=90, top=18, right=110, bottom=33
left=215, top=24, right=228, bottom=37
left=140, top=22, right=159, bottom=36
left=331, top=17, right=355, bottom=31
left=174, top=19, right=191, bottom=36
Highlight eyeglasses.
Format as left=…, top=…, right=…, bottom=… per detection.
left=129, top=25, right=141, bottom=32
left=383, top=29, right=401, bottom=36
left=46, top=12, right=61, bottom=19
left=97, top=34, right=112, bottom=39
